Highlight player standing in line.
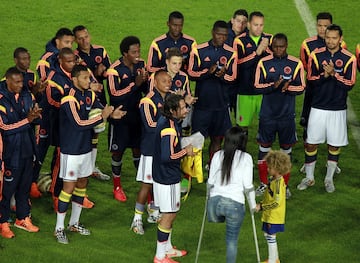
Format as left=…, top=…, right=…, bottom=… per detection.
left=0, top=67, right=42, bottom=238
left=299, top=13, right=347, bottom=174
left=13, top=47, right=46, bottom=198
left=54, top=64, right=124, bottom=244
left=233, top=11, right=272, bottom=142
left=36, top=28, right=74, bottom=81
left=73, top=25, right=112, bottom=181
left=254, top=33, right=305, bottom=198
left=107, top=36, right=148, bottom=202
left=152, top=94, right=194, bottom=263
left=147, top=11, right=196, bottom=73
left=297, top=24, right=356, bottom=193
left=256, top=151, right=291, bottom=263
left=131, top=70, right=171, bottom=235
left=188, top=20, right=237, bottom=166
left=225, top=9, right=248, bottom=115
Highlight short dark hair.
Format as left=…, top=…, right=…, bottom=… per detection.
left=58, top=47, right=74, bottom=58
left=55, top=28, right=73, bottom=39
left=71, top=64, right=88, bottom=78
left=13, top=47, right=28, bottom=58
left=72, top=25, right=87, bottom=35
left=249, top=11, right=264, bottom=21
left=316, top=12, right=332, bottom=23
left=273, top=33, right=288, bottom=43
left=233, top=9, right=248, bottom=19
left=120, top=36, right=140, bottom=55
left=5, top=67, right=22, bottom=79
left=169, top=11, right=184, bottom=21
left=162, top=93, right=184, bottom=119
left=166, top=47, right=182, bottom=60
left=213, top=20, right=228, bottom=31
left=326, top=24, right=343, bottom=37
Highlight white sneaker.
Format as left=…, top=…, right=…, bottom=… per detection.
left=130, top=219, right=144, bottom=235
left=324, top=180, right=335, bottom=193
left=297, top=177, right=315, bottom=190
left=92, top=167, right=110, bottom=181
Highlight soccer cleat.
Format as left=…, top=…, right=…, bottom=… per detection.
left=153, top=256, right=179, bottom=263
left=91, top=167, right=110, bottom=181
left=130, top=219, right=144, bottom=235
left=255, top=183, right=268, bottom=196
left=67, top=222, right=91, bottom=235
left=113, top=186, right=127, bottom=202
left=83, top=196, right=95, bottom=209
left=14, top=217, right=39, bottom=232
left=324, top=180, right=335, bottom=193
left=166, top=247, right=187, bottom=258
left=299, top=164, right=305, bottom=173
left=286, top=187, right=292, bottom=199
left=0, top=222, right=15, bottom=238
left=297, top=178, right=315, bottom=191
left=30, top=182, right=42, bottom=198
left=55, top=228, right=69, bottom=244
left=147, top=205, right=161, bottom=223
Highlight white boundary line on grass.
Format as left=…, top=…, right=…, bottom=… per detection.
left=294, top=0, right=360, bottom=149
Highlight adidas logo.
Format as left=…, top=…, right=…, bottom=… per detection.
left=269, top=67, right=276, bottom=72
left=204, top=57, right=211, bottom=62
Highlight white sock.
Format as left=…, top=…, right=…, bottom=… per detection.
left=265, top=233, right=278, bottom=263
left=156, top=241, right=167, bottom=259
left=166, top=230, right=173, bottom=251
left=325, top=161, right=337, bottom=181
left=55, top=212, right=67, bottom=231
left=69, top=202, right=83, bottom=226
left=91, top=148, right=97, bottom=168
left=305, top=161, right=316, bottom=181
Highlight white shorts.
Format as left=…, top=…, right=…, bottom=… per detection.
left=136, top=155, right=153, bottom=183
left=307, top=108, right=348, bottom=147
left=153, top=182, right=181, bottom=213
left=59, top=152, right=93, bottom=181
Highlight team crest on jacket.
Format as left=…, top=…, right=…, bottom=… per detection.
left=95, top=56, right=102, bottom=63
left=175, top=80, right=182, bottom=88
left=5, top=170, right=11, bottom=177
left=28, top=80, right=34, bottom=87
left=335, top=59, right=343, bottom=68
left=284, top=66, right=292, bottom=75
left=180, top=45, right=188, bottom=54
left=219, top=56, right=227, bottom=66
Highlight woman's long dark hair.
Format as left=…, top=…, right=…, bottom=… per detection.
left=221, top=126, right=247, bottom=185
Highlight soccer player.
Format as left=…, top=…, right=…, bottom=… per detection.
left=152, top=93, right=194, bottom=263
left=233, top=11, right=272, bottom=140
left=54, top=64, right=124, bottom=244
left=0, top=67, right=42, bottom=238
left=256, top=151, right=291, bottom=263
left=73, top=25, right=112, bottom=181
left=297, top=24, right=357, bottom=193
left=299, top=12, right=347, bottom=143
left=147, top=11, right=196, bottom=73
left=107, top=36, right=148, bottom=202
left=188, top=20, right=237, bottom=165
left=254, top=33, right=305, bottom=198
left=131, top=70, right=171, bottom=235
left=36, top=28, right=74, bottom=81
left=226, top=9, right=248, bottom=114
left=13, top=47, right=46, bottom=198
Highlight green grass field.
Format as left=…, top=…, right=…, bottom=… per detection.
left=0, top=0, right=359, bottom=262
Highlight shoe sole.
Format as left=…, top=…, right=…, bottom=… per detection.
left=14, top=224, right=39, bottom=232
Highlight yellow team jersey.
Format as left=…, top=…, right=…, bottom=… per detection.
left=261, top=176, right=286, bottom=224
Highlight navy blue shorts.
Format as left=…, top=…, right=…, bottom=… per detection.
left=192, top=108, right=231, bottom=138
left=257, top=118, right=297, bottom=147
left=108, top=111, right=141, bottom=153
left=262, top=222, right=284, bottom=235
